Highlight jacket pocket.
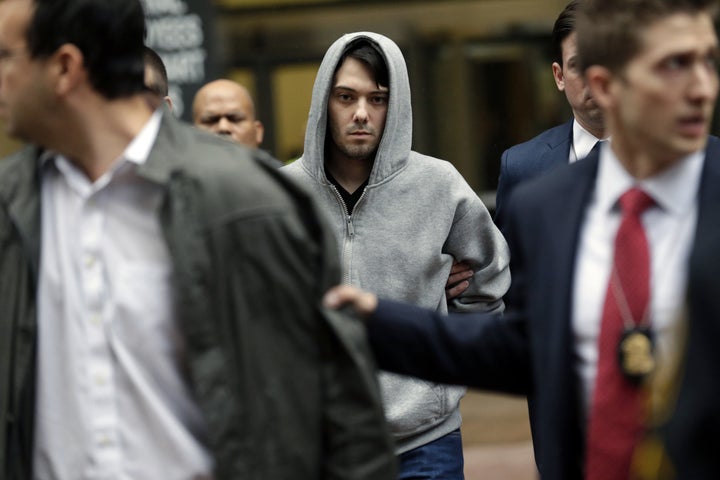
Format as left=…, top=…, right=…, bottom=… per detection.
left=378, top=370, right=460, bottom=439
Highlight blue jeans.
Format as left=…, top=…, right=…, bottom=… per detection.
left=398, top=429, right=464, bottom=479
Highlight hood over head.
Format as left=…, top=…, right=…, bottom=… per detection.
left=301, top=32, right=413, bottom=184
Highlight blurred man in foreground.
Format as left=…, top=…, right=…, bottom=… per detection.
left=0, top=0, right=396, bottom=478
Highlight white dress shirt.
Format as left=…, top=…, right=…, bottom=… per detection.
left=569, top=119, right=604, bottom=163
left=34, top=111, right=213, bottom=479
left=572, top=141, right=703, bottom=420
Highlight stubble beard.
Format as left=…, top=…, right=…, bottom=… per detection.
left=337, top=142, right=378, bottom=161
left=328, top=120, right=382, bottom=162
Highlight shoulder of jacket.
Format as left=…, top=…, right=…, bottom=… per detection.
left=511, top=151, right=597, bottom=208
left=0, top=145, right=37, bottom=171
left=502, top=121, right=572, bottom=158
left=281, top=156, right=308, bottom=175
left=392, top=152, right=469, bottom=188
left=406, top=151, right=458, bottom=173
left=401, top=152, right=480, bottom=202
left=0, top=146, right=40, bottom=200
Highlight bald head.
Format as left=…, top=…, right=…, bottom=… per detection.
left=192, top=79, right=264, bottom=148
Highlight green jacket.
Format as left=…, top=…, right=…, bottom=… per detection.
left=0, top=113, right=396, bottom=479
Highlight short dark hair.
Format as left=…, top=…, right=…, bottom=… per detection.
left=577, top=0, right=719, bottom=74
left=552, top=0, right=580, bottom=65
left=26, top=0, right=146, bottom=99
left=143, top=46, right=169, bottom=97
left=335, top=38, right=389, bottom=89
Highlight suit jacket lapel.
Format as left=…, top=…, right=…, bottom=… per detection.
left=509, top=149, right=598, bottom=479
left=532, top=147, right=599, bottom=370
left=538, top=119, right=574, bottom=171
left=538, top=151, right=599, bottom=479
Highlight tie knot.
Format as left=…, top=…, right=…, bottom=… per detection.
left=619, top=187, right=655, bottom=217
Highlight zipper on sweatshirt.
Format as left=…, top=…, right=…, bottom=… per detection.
left=329, top=185, right=353, bottom=283
left=329, top=184, right=367, bottom=284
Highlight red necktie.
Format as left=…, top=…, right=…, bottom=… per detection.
left=585, top=187, right=655, bottom=480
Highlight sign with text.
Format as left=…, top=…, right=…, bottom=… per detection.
left=142, top=0, right=220, bottom=120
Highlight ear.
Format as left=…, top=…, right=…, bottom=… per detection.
left=163, top=95, right=174, bottom=111
left=49, top=43, right=86, bottom=97
left=585, top=65, right=615, bottom=111
left=552, top=62, right=565, bottom=91
left=254, top=120, right=265, bottom=146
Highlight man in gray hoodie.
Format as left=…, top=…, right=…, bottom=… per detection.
left=283, top=32, right=510, bottom=478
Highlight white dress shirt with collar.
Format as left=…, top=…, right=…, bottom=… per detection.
left=34, top=110, right=213, bottom=479
left=572, top=141, right=703, bottom=420
left=570, top=119, right=605, bottom=164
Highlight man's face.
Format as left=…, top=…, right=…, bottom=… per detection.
left=608, top=12, right=718, bottom=166
left=327, top=57, right=388, bottom=163
left=553, top=32, right=604, bottom=135
left=0, top=0, right=45, bottom=141
left=193, top=80, right=263, bottom=148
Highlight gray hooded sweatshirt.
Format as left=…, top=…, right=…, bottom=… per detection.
left=283, top=32, right=511, bottom=454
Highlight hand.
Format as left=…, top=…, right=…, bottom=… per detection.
left=446, top=260, right=473, bottom=300
left=323, top=285, right=378, bottom=318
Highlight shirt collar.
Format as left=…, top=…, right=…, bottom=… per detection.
left=40, top=108, right=164, bottom=171
left=123, top=108, right=163, bottom=166
left=595, top=142, right=704, bottom=217
left=572, top=119, right=604, bottom=161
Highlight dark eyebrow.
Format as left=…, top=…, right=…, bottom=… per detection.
left=333, top=86, right=388, bottom=95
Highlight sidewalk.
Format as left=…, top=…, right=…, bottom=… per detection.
left=460, top=391, right=537, bottom=480
left=464, top=441, right=536, bottom=480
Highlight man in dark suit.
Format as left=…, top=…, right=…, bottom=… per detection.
left=325, top=0, right=720, bottom=478
left=495, top=0, right=606, bottom=223
left=661, top=206, right=720, bottom=478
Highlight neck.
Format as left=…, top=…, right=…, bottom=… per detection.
left=577, top=118, right=605, bottom=140
left=610, top=135, right=682, bottom=180
left=325, top=149, right=374, bottom=194
left=48, top=93, right=157, bottom=182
